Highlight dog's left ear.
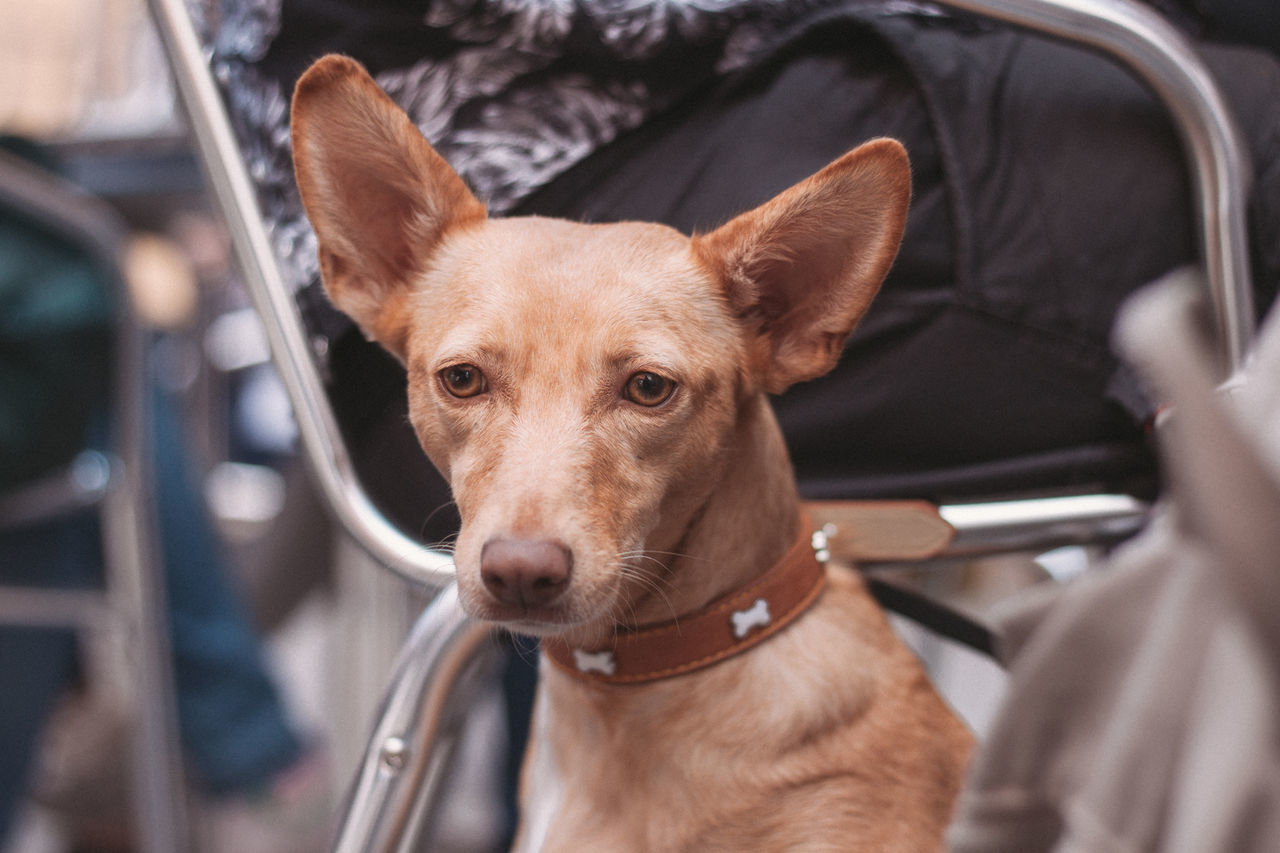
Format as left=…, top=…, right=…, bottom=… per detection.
left=692, top=139, right=910, bottom=394
left=291, top=55, right=486, bottom=361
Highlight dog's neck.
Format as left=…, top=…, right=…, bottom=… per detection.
left=627, top=393, right=802, bottom=629
left=541, top=513, right=822, bottom=683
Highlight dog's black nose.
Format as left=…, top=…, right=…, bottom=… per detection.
left=480, top=538, right=573, bottom=609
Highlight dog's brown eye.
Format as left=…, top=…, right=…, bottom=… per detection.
left=440, top=364, right=487, bottom=398
left=624, top=371, right=675, bottom=407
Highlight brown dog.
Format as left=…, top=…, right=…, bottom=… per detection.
left=292, top=54, right=972, bottom=852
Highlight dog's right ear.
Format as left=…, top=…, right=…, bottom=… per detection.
left=291, top=55, right=485, bottom=360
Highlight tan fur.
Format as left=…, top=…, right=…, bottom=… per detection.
left=293, top=54, right=972, bottom=852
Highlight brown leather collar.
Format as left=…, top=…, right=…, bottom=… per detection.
left=542, top=518, right=827, bottom=685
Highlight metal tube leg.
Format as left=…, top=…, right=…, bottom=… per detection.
left=331, top=585, right=499, bottom=853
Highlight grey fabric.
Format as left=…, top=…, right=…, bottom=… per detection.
left=949, top=513, right=1280, bottom=852
left=948, top=276, right=1280, bottom=852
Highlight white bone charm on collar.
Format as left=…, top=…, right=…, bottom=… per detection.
left=573, top=649, right=617, bottom=676
left=731, top=598, right=772, bottom=639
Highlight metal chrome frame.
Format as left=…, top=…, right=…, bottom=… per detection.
left=147, top=0, right=454, bottom=589
left=0, top=152, right=188, bottom=852
left=330, top=585, right=499, bottom=853
left=939, top=492, right=1148, bottom=556
left=144, top=0, right=1254, bottom=848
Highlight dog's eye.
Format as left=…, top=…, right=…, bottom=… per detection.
left=624, top=371, right=676, bottom=407
left=440, top=364, right=487, bottom=398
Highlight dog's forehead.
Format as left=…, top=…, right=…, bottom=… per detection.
left=447, top=216, right=701, bottom=294
left=419, top=216, right=734, bottom=345
left=406, top=216, right=745, bottom=390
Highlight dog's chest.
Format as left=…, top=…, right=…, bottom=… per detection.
left=514, top=692, right=564, bottom=853
left=517, top=652, right=804, bottom=851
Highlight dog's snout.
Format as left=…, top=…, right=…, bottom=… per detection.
left=480, top=538, right=573, bottom=609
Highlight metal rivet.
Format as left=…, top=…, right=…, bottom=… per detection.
left=380, top=736, right=408, bottom=771
left=811, top=528, right=832, bottom=563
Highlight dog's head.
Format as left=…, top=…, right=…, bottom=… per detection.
left=292, top=55, right=909, bottom=643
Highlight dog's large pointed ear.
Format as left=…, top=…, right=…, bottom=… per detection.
left=692, top=139, right=910, bottom=394
left=290, top=54, right=486, bottom=360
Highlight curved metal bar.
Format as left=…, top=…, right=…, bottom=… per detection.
left=939, top=493, right=1149, bottom=556
left=330, top=585, right=498, bottom=853
left=146, top=0, right=454, bottom=588
left=937, top=0, right=1255, bottom=374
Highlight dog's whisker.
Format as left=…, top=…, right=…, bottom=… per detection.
left=621, top=562, right=678, bottom=601
left=506, top=632, right=541, bottom=669
left=621, top=547, right=702, bottom=565
left=609, top=575, right=643, bottom=625
left=425, top=535, right=458, bottom=555
left=619, top=552, right=675, bottom=575
left=611, top=558, right=680, bottom=627
left=601, top=572, right=648, bottom=635
left=418, top=500, right=460, bottom=540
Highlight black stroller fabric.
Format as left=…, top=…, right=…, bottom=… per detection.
left=210, top=0, right=1280, bottom=541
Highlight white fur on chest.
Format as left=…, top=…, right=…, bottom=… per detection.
left=513, top=686, right=563, bottom=853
